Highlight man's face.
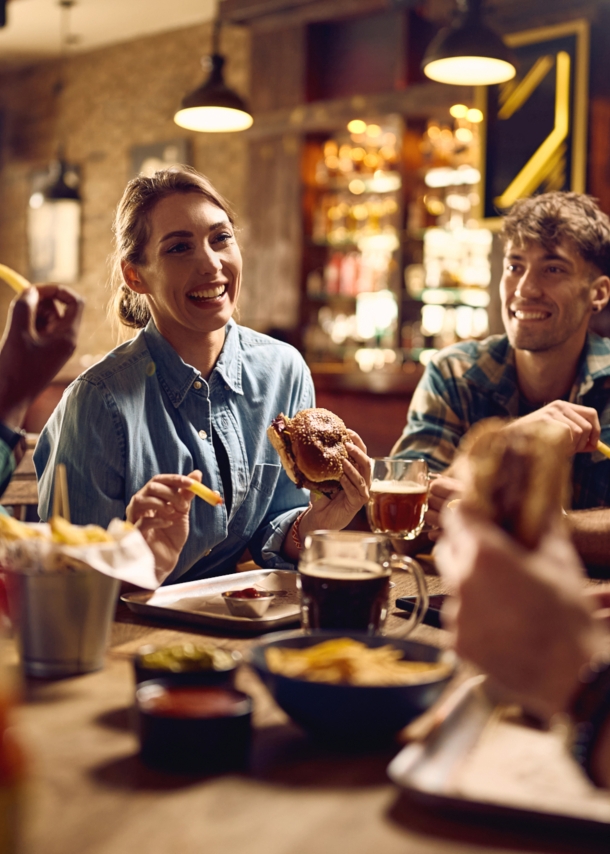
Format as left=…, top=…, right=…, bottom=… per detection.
left=500, top=239, right=597, bottom=353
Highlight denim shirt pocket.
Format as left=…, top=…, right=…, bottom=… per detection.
left=230, top=462, right=282, bottom=542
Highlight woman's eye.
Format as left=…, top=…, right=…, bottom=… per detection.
left=213, top=232, right=233, bottom=245
left=168, top=242, right=190, bottom=253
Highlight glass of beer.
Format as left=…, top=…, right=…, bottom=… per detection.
left=367, top=458, right=429, bottom=540
left=299, top=530, right=428, bottom=635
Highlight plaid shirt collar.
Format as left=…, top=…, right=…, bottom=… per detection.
left=464, top=333, right=610, bottom=411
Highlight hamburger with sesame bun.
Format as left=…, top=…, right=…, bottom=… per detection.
left=267, top=408, right=349, bottom=497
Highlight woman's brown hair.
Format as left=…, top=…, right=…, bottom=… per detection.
left=110, top=166, right=236, bottom=329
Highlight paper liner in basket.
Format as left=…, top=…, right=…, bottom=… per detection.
left=0, top=518, right=159, bottom=589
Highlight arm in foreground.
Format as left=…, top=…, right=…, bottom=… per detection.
left=436, top=507, right=610, bottom=787
left=0, top=285, right=84, bottom=429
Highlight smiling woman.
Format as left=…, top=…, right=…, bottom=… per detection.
left=34, top=167, right=371, bottom=584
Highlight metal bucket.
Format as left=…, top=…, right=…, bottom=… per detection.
left=3, top=569, right=120, bottom=678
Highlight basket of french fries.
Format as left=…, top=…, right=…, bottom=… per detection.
left=0, top=465, right=157, bottom=678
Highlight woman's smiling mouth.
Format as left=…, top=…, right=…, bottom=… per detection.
left=187, top=284, right=227, bottom=302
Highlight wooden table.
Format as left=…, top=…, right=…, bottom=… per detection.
left=14, top=570, right=607, bottom=854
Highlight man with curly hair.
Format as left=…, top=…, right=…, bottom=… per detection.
left=393, top=192, right=610, bottom=569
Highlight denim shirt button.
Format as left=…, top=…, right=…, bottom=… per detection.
left=193, top=381, right=202, bottom=390
left=198, top=429, right=208, bottom=440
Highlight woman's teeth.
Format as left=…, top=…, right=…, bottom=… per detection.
left=188, top=284, right=227, bottom=301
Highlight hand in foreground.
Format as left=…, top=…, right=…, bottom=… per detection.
left=503, top=401, right=601, bottom=456
left=299, top=430, right=371, bottom=537
left=0, top=284, right=84, bottom=428
left=126, top=471, right=201, bottom=583
left=435, top=506, right=605, bottom=722
left=425, top=474, right=463, bottom=541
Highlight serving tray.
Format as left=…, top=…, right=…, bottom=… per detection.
left=121, top=569, right=300, bottom=633
left=387, top=677, right=610, bottom=841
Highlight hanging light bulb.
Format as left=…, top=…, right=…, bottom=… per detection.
left=174, top=17, right=253, bottom=133
left=27, top=2, right=81, bottom=284
left=422, top=0, right=516, bottom=86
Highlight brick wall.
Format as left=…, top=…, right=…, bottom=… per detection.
left=0, top=21, right=251, bottom=378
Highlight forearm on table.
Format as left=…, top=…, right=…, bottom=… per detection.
left=566, top=509, right=610, bottom=568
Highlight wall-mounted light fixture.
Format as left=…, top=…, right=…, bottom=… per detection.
left=27, top=1, right=81, bottom=284
left=174, top=16, right=253, bottom=133
left=422, top=0, right=516, bottom=86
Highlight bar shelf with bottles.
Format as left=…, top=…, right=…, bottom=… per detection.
left=402, top=105, right=493, bottom=365
left=301, top=105, right=493, bottom=374
left=301, top=118, right=404, bottom=374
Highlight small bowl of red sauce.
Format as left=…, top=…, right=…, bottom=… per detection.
left=222, top=587, right=273, bottom=618
left=136, top=681, right=252, bottom=773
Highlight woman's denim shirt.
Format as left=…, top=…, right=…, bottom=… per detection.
left=34, top=320, right=313, bottom=583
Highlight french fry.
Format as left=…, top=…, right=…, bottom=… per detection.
left=266, top=639, right=451, bottom=686
left=597, top=440, right=610, bottom=460
left=188, top=481, right=223, bottom=506
left=0, top=264, right=30, bottom=294
left=50, top=515, right=113, bottom=545
left=0, top=515, right=44, bottom=541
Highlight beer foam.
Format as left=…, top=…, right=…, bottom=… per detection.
left=369, top=479, right=427, bottom=494
left=299, top=557, right=389, bottom=581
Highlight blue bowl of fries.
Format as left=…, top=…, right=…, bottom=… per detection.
left=250, top=631, right=454, bottom=746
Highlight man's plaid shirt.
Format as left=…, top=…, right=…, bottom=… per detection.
left=392, top=333, right=610, bottom=510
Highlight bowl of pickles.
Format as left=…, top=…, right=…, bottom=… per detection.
left=133, top=642, right=241, bottom=687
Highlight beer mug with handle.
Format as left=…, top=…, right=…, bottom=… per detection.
left=298, top=530, right=428, bottom=635
left=367, top=458, right=429, bottom=540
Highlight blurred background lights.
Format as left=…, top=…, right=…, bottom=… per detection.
left=449, top=104, right=469, bottom=119
left=347, top=119, right=367, bottom=134
left=455, top=127, right=473, bottom=143
left=466, top=108, right=484, bottom=123
left=348, top=179, right=366, bottom=195
left=355, top=289, right=397, bottom=340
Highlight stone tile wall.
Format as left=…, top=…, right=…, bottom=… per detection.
left=0, top=21, right=251, bottom=379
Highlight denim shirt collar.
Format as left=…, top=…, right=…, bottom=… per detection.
left=143, top=318, right=243, bottom=409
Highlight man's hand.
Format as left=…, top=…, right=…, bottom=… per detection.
left=126, top=471, right=200, bottom=583
left=504, top=401, right=601, bottom=456
left=436, top=507, right=605, bottom=721
left=0, top=285, right=84, bottom=428
left=425, top=475, right=463, bottom=541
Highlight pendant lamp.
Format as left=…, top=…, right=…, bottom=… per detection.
left=174, top=18, right=253, bottom=133
left=27, top=2, right=81, bottom=284
left=422, top=0, right=516, bottom=86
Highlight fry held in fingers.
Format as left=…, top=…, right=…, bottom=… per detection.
left=0, top=263, right=30, bottom=294
left=188, top=480, right=223, bottom=506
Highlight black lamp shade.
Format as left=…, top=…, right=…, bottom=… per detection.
left=422, top=8, right=516, bottom=86
left=45, top=161, right=81, bottom=202
left=174, top=55, right=253, bottom=132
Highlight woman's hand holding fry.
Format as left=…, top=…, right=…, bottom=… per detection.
left=126, top=470, right=202, bottom=583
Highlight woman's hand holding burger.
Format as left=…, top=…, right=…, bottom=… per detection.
left=296, top=429, right=371, bottom=539
left=267, top=408, right=371, bottom=561
left=126, top=470, right=202, bottom=583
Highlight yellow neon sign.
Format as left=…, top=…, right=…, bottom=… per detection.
left=494, top=51, right=571, bottom=208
